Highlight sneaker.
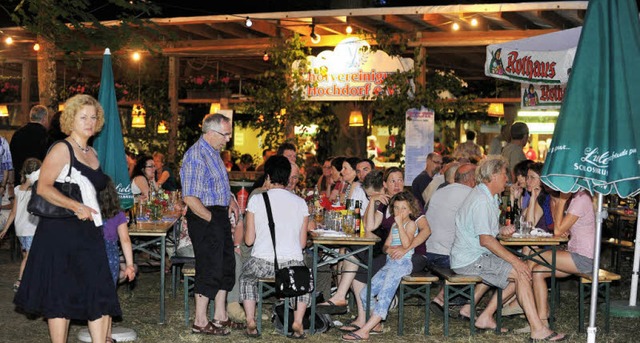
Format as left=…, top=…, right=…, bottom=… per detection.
left=227, top=302, right=246, bottom=322
left=12, top=280, right=20, bottom=293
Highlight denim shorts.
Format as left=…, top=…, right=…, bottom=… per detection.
left=18, top=236, right=34, bottom=252
left=424, top=252, right=450, bottom=269
left=570, top=252, right=594, bottom=274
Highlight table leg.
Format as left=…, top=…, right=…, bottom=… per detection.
left=366, top=245, right=372, bottom=321
left=310, top=244, right=318, bottom=334
left=549, top=246, right=556, bottom=330
left=160, top=235, right=166, bottom=324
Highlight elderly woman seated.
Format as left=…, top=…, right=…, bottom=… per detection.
left=240, top=155, right=310, bottom=339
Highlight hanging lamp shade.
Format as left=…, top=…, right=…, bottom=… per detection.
left=58, top=103, right=65, bottom=112
left=487, top=103, right=505, bottom=117
left=0, top=105, right=9, bottom=117
left=131, top=104, right=146, bottom=128
left=157, top=120, right=168, bottom=134
left=349, top=110, right=364, bottom=127
left=210, top=102, right=221, bottom=114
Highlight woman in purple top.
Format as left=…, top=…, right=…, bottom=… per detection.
left=532, top=190, right=595, bottom=327
left=99, top=178, right=136, bottom=343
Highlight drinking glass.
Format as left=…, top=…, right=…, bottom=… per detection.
left=314, top=208, right=325, bottom=227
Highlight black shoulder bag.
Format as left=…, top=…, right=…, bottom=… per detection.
left=262, top=192, right=314, bottom=301
left=27, top=140, right=83, bottom=218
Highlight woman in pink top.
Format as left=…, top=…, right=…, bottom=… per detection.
left=532, top=190, right=595, bottom=327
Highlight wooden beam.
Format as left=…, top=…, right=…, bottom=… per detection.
left=207, top=23, right=258, bottom=38
left=409, top=29, right=558, bottom=47
left=383, top=14, right=420, bottom=32
left=177, top=24, right=219, bottom=39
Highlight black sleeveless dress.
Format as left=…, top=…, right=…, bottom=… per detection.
left=14, top=153, right=122, bottom=321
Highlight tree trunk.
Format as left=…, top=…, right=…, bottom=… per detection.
left=36, top=35, right=57, bottom=113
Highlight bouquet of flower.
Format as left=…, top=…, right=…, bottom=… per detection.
left=183, top=75, right=231, bottom=90
left=147, top=189, right=169, bottom=221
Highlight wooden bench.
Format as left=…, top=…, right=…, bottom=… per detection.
left=397, top=271, right=439, bottom=335
left=182, top=264, right=196, bottom=327
left=576, top=269, right=621, bottom=333
left=429, top=266, right=483, bottom=336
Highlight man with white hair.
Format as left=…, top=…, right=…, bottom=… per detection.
left=450, top=156, right=565, bottom=341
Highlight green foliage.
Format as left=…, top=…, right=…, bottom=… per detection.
left=239, top=34, right=323, bottom=150
left=4, top=0, right=164, bottom=61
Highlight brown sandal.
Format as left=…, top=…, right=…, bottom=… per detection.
left=191, top=321, right=230, bottom=336
left=213, top=318, right=246, bottom=330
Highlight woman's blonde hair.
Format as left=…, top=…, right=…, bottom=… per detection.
left=60, top=94, right=105, bottom=135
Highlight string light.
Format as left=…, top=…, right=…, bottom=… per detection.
left=452, top=22, right=460, bottom=31
left=263, top=51, right=269, bottom=61
left=4, top=37, right=12, bottom=45
left=346, top=25, right=353, bottom=34
left=132, top=52, right=141, bottom=61
left=470, top=18, right=478, bottom=26
left=245, top=17, right=252, bottom=27
left=33, top=43, right=40, bottom=51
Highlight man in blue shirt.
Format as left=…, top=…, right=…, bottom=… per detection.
left=450, top=156, right=565, bottom=341
left=411, top=152, right=442, bottom=207
left=181, top=113, right=241, bottom=336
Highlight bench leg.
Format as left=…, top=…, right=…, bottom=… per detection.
left=469, top=284, right=476, bottom=336
left=398, top=284, right=405, bottom=335
left=579, top=282, right=586, bottom=333
left=604, top=283, right=611, bottom=333
left=283, top=297, right=290, bottom=336
left=425, top=283, right=431, bottom=336
left=184, top=274, right=190, bottom=327
left=496, top=287, right=503, bottom=335
left=443, top=284, right=450, bottom=336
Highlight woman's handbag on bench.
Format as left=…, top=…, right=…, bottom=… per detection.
left=262, top=192, right=314, bottom=298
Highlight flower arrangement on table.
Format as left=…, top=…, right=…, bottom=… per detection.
left=146, top=189, right=169, bottom=221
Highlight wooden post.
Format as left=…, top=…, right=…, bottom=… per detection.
left=168, top=56, right=179, bottom=163
left=417, top=46, right=427, bottom=87
left=18, top=61, right=31, bottom=126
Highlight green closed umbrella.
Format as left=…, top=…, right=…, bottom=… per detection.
left=540, top=0, right=640, bottom=341
left=94, top=48, right=134, bottom=210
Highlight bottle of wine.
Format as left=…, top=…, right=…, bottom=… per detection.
left=505, top=200, right=512, bottom=226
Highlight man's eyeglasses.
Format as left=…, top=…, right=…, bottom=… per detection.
left=212, top=129, right=232, bottom=138
left=145, top=165, right=156, bottom=169
left=432, top=160, right=443, bottom=165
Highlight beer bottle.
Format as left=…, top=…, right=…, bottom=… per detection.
left=354, top=200, right=362, bottom=237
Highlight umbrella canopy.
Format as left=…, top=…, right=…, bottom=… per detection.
left=541, top=1, right=640, bottom=197
left=94, top=48, right=134, bottom=210
left=540, top=0, right=640, bottom=341
left=485, top=27, right=581, bottom=85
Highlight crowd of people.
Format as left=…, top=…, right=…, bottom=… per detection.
left=2, top=100, right=595, bottom=343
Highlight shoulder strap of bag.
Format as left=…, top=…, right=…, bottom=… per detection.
left=262, top=191, right=280, bottom=271
left=45, top=140, right=75, bottom=181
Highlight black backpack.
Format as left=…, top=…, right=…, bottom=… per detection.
left=271, top=295, right=332, bottom=334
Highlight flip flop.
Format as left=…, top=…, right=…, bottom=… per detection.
left=430, top=301, right=445, bottom=317
left=342, top=332, right=368, bottom=341
left=370, top=324, right=384, bottom=335
left=288, top=332, right=306, bottom=339
left=317, top=300, right=347, bottom=315
left=339, top=324, right=362, bottom=333
left=530, top=332, right=567, bottom=342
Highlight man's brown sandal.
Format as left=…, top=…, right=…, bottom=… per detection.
left=191, top=321, right=230, bottom=336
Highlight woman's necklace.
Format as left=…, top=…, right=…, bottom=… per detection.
left=70, top=136, right=90, bottom=154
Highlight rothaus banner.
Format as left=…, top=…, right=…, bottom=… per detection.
left=521, top=83, right=567, bottom=109
left=295, top=37, right=414, bottom=101
left=485, top=27, right=581, bottom=85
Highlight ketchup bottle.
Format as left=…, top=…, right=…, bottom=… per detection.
left=237, top=186, right=248, bottom=214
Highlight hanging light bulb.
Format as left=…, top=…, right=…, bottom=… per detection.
left=132, top=52, right=141, bottom=61
left=33, top=43, right=40, bottom=51
left=263, top=51, right=269, bottom=62
left=470, top=18, right=479, bottom=27
left=4, top=37, right=13, bottom=45
left=131, top=104, right=146, bottom=128
left=245, top=17, right=252, bottom=27
left=0, top=105, right=9, bottom=117
left=452, top=22, right=460, bottom=31
left=310, top=24, right=321, bottom=44
left=157, top=120, right=168, bottom=134
left=346, top=25, right=353, bottom=34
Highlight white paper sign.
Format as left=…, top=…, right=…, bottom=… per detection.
left=404, top=107, right=434, bottom=186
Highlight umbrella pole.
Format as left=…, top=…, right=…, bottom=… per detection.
left=630, top=210, right=640, bottom=306
left=587, top=194, right=605, bottom=343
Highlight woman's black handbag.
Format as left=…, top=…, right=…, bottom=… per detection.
left=28, top=141, right=83, bottom=218
left=262, top=192, right=314, bottom=298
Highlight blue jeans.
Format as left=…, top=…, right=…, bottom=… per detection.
left=424, top=252, right=450, bottom=269
left=361, top=256, right=412, bottom=320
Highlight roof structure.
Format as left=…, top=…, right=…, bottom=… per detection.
left=0, top=1, right=589, bottom=82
